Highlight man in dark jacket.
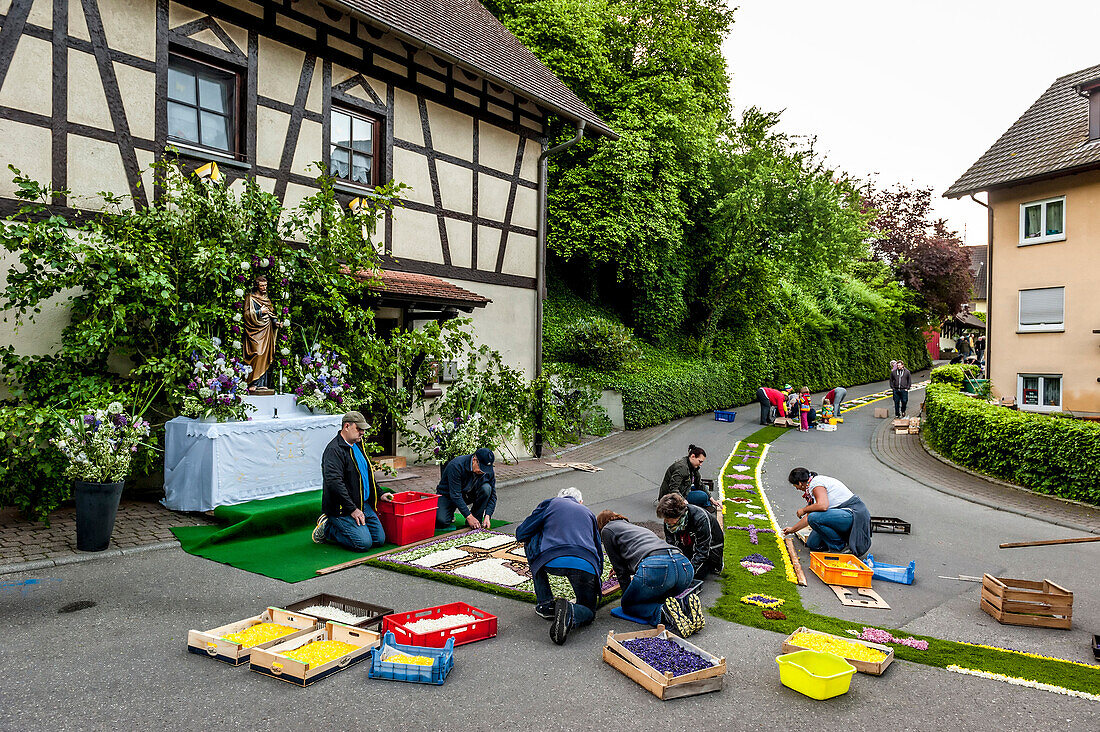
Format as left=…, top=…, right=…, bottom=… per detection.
left=657, top=493, right=723, bottom=580
left=435, top=447, right=497, bottom=529
left=312, top=411, right=392, bottom=551
left=515, top=487, right=602, bottom=646
left=890, top=360, right=912, bottom=417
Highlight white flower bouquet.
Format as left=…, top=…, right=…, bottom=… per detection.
left=54, top=402, right=151, bottom=483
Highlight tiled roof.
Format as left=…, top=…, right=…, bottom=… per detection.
left=364, top=268, right=491, bottom=308
left=966, top=245, right=987, bottom=300
left=332, top=0, right=616, bottom=138
left=945, top=63, right=1100, bottom=197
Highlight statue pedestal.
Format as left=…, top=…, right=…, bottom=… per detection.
left=241, top=393, right=312, bottom=420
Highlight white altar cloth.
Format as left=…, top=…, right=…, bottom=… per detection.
left=162, top=413, right=341, bottom=512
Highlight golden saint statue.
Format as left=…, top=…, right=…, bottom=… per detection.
left=243, top=274, right=278, bottom=393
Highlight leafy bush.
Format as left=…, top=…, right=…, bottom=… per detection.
left=929, top=363, right=981, bottom=388
left=557, top=316, right=641, bottom=370
left=923, top=375, right=1100, bottom=505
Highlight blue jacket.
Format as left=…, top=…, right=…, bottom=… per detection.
left=435, top=454, right=497, bottom=519
left=515, top=497, right=603, bottom=579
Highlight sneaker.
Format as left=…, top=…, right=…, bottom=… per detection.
left=311, top=514, right=328, bottom=544
left=535, top=604, right=555, bottom=621
left=550, top=598, right=572, bottom=645
left=661, top=596, right=690, bottom=637
left=683, top=593, right=706, bottom=634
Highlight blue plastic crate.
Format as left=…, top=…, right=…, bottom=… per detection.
left=714, top=410, right=737, bottom=423
left=367, top=631, right=454, bottom=685
left=865, top=555, right=915, bottom=585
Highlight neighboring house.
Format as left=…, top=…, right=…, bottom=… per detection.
left=0, top=0, right=614, bottom=452
left=965, top=244, right=987, bottom=314
left=945, top=62, right=1100, bottom=416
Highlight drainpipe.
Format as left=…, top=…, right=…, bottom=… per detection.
left=970, top=193, right=991, bottom=379
left=534, top=120, right=586, bottom=458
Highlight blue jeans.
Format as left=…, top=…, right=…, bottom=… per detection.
left=686, top=490, right=711, bottom=509
left=436, top=483, right=492, bottom=528
left=620, top=550, right=694, bottom=625
left=324, top=508, right=385, bottom=551
left=806, top=509, right=854, bottom=552
left=892, top=388, right=908, bottom=416
left=532, top=567, right=598, bottom=628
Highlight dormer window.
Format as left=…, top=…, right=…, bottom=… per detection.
left=1075, top=78, right=1100, bottom=141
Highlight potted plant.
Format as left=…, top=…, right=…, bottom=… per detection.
left=54, top=402, right=151, bottom=551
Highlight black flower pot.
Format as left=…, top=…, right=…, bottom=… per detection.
left=74, top=480, right=124, bottom=552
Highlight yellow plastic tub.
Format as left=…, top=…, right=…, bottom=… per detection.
left=775, top=650, right=856, bottom=700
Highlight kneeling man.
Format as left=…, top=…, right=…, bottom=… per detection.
left=312, top=411, right=392, bottom=550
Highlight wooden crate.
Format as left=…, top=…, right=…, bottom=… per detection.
left=892, top=418, right=909, bottom=429
left=250, top=622, right=380, bottom=686
left=980, top=574, right=1072, bottom=630
left=781, top=627, right=894, bottom=676
left=602, top=626, right=726, bottom=700
left=186, top=607, right=319, bottom=666
left=873, top=407, right=889, bottom=418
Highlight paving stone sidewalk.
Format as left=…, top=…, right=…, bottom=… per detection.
left=0, top=417, right=688, bottom=574
left=871, top=390, right=1100, bottom=535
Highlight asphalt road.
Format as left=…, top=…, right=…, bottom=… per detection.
left=2, top=380, right=1097, bottom=730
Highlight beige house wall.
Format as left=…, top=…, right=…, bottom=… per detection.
left=988, top=169, right=1100, bottom=414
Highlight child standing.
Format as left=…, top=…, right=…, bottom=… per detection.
left=798, top=387, right=812, bottom=431
left=821, top=398, right=835, bottom=423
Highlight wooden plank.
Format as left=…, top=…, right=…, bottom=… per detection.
left=999, top=536, right=1100, bottom=549
left=998, top=577, right=1048, bottom=591
left=603, top=646, right=667, bottom=699
left=997, top=612, right=1072, bottom=630
left=784, top=536, right=807, bottom=586
left=662, top=675, right=724, bottom=699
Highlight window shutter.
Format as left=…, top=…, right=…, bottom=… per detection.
left=1019, top=288, right=1064, bottom=326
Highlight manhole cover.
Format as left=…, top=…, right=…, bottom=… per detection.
left=58, top=600, right=96, bottom=613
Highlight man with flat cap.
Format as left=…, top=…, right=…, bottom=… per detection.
left=436, top=447, right=497, bottom=530
left=313, top=411, right=393, bottom=551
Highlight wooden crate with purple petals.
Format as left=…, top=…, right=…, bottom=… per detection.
left=603, top=626, right=726, bottom=700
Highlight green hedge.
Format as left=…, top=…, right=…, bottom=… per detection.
left=924, top=371, right=1100, bottom=505
left=546, top=278, right=931, bottom=429
left=929, top=363, right=982, bottom=388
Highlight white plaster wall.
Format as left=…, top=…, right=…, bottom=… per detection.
left=67, top=135, right=132, bottom=207
left=393, top=146, right=432, bottom=206
left=0, top=248, right=75, bottom=357
left=425, top=100, right=473, bottom=161
left=0, top=119, right=51, bottom=198
left=257, top=37, right=305, bottom=103
left=0, top=35, right=51, bottom=117
left=390, top=207, right=443, bottom=263
left=115, top=62, right=156, bottom=140
left=99, top=0, right=156, bottom=60
left=478, top=121, right=520, bottom=173
left=446, top=219, right=472, bottom=268
left=477, top=174, right=510, bottom=222
left=455, top=279, right=536, bottom=379
left=393, top=88, right=423, bottom=146
left=436, top=160, right=472, bottom=214
left=501, top=233, right=536, bottom=278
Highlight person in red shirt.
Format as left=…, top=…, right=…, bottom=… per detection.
left=756, top=386, right=790, bottom=425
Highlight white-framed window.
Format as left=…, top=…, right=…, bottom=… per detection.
left=1018, top=374, right=1062, bottom=412
left=1019, top=196, right=1065, bottom=245
left=1018, top=287, right=1064, bottom=332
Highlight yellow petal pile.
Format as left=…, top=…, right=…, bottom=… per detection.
left=222, top=622, right=298, bottom=648
left=789, top=632, right=887, bottom=663
left=385, top=652, right=435, bottom=666
left=281, top=640, right=359, bottom=666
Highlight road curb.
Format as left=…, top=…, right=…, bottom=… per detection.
left=869, top=419, right=1099, bottom=536
left=0, top=540, right=180, bottom=577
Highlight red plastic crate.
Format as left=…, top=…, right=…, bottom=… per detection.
left=378, top=491, right=438, bottom=545
left=382, top=601, right=497, bottom=647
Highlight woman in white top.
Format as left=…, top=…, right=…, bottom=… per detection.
left=781, top=467, right=871, bottom=556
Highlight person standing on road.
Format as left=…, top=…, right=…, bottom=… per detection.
left=598, top=511, right=703, bottom=637
left=781, top=468, right=871, bottom=557
left=313, top=411, right=393, bottom=550
left=890, top=360, right=912, bottom=417
left=435, top=447, right=497, bottom=530
left=658, top=445, right=719, bottom=510
left=515, top=487, right=602, bottom=646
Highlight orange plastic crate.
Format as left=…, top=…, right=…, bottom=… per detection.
left=809, top=552, right=873, bottom=588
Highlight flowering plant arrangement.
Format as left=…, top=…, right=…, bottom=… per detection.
left=418, top=412, right=489, bottom=464
left=53, top=402, right=151, bottom=483
left=181, top=346, right=255, bottom=421
left=291, top=348, right=362, bottom=414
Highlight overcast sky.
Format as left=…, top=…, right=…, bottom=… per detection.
left=723, top=1, right=1100, bottom=246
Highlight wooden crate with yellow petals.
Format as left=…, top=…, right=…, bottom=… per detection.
left=187, top=607, right=319, bottom=666
left=250, top=622, right=380, bottom=686
left=781, top=627, right=894, bottom=675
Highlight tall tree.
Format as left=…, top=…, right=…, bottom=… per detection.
left=864, top=184, right=973, bottom=321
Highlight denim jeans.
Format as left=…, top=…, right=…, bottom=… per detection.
left=806, top=509, right=854, bottom=552
left=892, top=388, right=909, bottom=416
left=532, top=567, right=598, bottom=628
left=436, top=483, right=492, bottom=528
left=686, top=490, right=711, bottom=509
left=620, top=550, right=694, bottom=625
left=324, top=508, right=385, bottom=551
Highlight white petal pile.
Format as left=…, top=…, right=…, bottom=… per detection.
left=404, top=613, right=479, bottom=634
left=466, top=534, right=516, bottom=549
left=412, top=548, right=468, bottom=567
left=298, top=605, right=365, bottom=624
left=946, top=665, right=1100, bottom=701
left=452, top=558, right=526, bottom=586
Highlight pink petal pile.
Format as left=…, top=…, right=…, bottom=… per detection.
left=858, top=627, right=929, bottom=650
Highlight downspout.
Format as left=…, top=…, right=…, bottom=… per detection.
left=534, top=120, right=586, bottom=458
left=970, top=193, right=991, bottom=379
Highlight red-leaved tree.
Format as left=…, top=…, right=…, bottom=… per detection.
left=864, top=184, right=973, bottom=321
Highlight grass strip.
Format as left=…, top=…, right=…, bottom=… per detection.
left=711, top=425, right=1100, bottom=696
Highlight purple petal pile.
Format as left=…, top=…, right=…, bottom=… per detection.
left=621, top=637, right=715, bottom=676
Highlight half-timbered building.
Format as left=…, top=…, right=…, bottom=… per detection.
left=0, top=0, right=614, bottom=448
